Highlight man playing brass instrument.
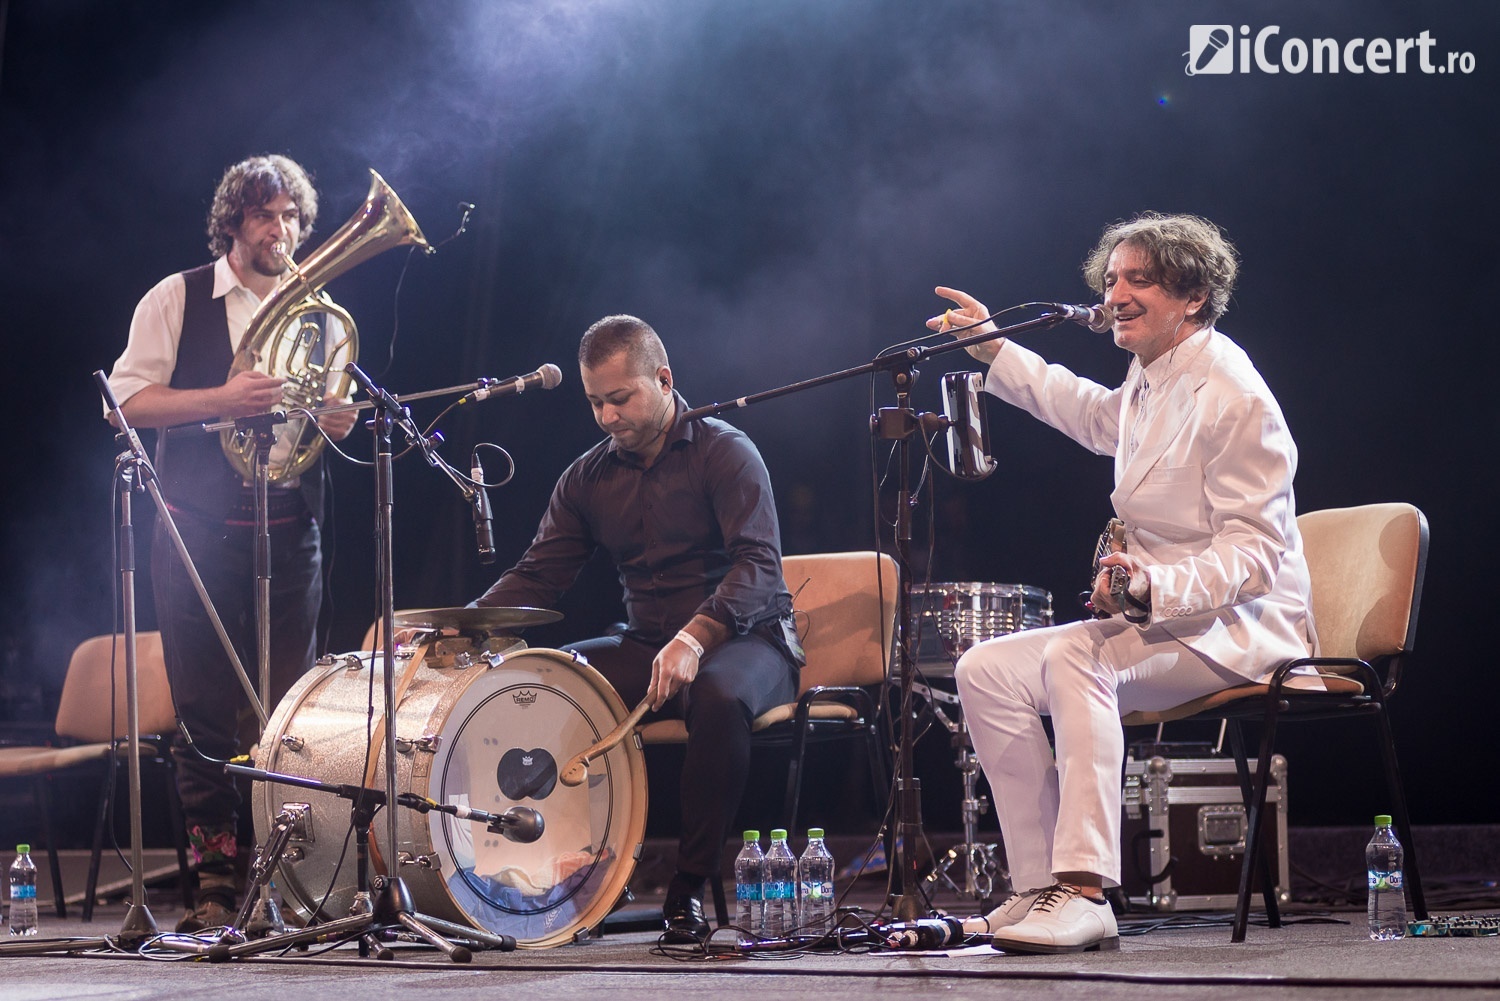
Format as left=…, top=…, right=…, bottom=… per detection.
left=106, top=155, right=357, bottom=931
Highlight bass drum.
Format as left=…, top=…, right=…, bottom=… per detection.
left=253, top=645, right=647, bottom=948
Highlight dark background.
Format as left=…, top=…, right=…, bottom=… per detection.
left=1, top=0, right=1494, bottom=843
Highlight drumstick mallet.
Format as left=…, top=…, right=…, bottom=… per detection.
left=558, top=697, right=651, bottom=786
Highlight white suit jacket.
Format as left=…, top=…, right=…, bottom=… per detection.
left=984, top=327, right=1317, bottom=680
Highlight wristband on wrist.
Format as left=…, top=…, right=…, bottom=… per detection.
left=674, top=629, right=705, bottom=658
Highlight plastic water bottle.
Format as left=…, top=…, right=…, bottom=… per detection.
left=733, top=830, right=766, bottom=940
left=1366, top=814, right=1407, bottom=940
left=8, top=844, right=38, bottom=937
left=797, top=827, right=836, bottom=937
left=763, top=828, right=797, bottom=938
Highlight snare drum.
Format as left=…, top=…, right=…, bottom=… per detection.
left=253, top=644, right=647, bottom=949
left=910, top=582, right=1054, bottom=676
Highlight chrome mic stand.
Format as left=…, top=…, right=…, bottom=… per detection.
left=338, top=362, right=474, bottom=960
left=230, top=411, right=290, bottom=937
left=678, top=309, right=1070, bottom=921
left=92, top=371, right=269, bottom=946
left=109, top=439, right=158, bottom=945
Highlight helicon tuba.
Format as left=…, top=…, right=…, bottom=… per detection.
left=220, top=169, right=430, bottom=482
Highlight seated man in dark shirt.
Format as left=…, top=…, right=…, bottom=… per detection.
left=474, top=314, right=803, bottom=942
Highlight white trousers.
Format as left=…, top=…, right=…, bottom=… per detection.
left=953, top=618, right=1244, bottom=890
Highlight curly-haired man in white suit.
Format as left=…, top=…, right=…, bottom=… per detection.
left=929, top=213, right=1316, bottom=954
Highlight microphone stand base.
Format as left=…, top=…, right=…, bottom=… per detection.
left=245, top=892, right=289, bottom=939
left=116, top=901, right=159, bottom=947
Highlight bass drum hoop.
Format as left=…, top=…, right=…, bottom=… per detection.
left=253, top=645, right=647, bottom=949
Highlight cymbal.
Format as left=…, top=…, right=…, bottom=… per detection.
left=393, top=606, right=563, bottom=632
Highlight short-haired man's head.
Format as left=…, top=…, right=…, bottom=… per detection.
left=207, top=154, right=319, bottom=258
left=1083, top=212, right=1239, bottom=325
left=578, top=314, right=669, bottom=378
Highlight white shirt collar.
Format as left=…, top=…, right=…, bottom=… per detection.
left=212, top=254, right=259, bottom=302
left=1139, top=324, right=1212, bottom=388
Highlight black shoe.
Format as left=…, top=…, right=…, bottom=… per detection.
left=661, top=893, right=710, bottom=944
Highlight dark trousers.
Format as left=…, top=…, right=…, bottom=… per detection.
left=151, top=504, right=321, bottom=879
left=566, top=629, right=798, bottom=880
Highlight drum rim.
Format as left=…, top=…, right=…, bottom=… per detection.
left=427, top=646, right=642, bottom=947
left=253, top=645, right=648, bottom=950
left=912, top=581, right=1054, bottom=599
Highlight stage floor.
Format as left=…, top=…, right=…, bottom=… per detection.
left=2, top=849, right=1497, bottom=1000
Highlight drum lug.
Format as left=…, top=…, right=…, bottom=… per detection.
left=395, top=733, right=441, bottom=754
left=398, top=851, right=442, bottom=871
left=280, top=734, right=306, bottom=752
left=279, top=802, right=315, bottom=845
left=342, top=653, right=365, bottom=671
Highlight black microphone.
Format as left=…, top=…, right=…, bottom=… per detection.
left=880, top=916, right=965, bottom=950
left=471, top=459, right=495, bottom=564
left=1051, top=303, right=1114, bottom=333
left=473, top=364, right=563, bottom=401
left=444, top=803, right=545, bottom=843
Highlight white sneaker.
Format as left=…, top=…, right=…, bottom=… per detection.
left=990, top=884, right=1119, bottom=954
left=960, top=886, right=1047, bottom=935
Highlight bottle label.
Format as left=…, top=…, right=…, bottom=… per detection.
left=800, top=880, right=834, bottom=902
left=736, top=884, right=763, bottom=902
left=1368, top=870, right=1404, bottom=890
left=764, top=881, right=794, bottom=900
left=10, top=885, right=36, bottom=901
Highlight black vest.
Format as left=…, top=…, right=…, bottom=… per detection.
left=154, top=263, right=324, bottom=522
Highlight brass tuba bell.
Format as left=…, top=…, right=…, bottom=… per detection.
left=220, top=169, right=429, bottom=482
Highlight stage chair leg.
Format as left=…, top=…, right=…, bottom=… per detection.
left=34, top=775, right=68, bottom=919
left=782, top=713, right=813, bottom=836
left=1227, top=720, right=1281, bottom=935
left=1232, top=704, right=1283, bottom=942
left=82, top=755, right=117, bottom=922
left=1374, top=705, right=1427, bottom=919
left=710, top=873, right=728, bottom=927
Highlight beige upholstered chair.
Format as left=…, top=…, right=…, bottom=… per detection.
left=0, top=632, right=191, bottom=919
left=637, top=551, right=898, bottom=923
left=1121, top=502, right=1429, bottom=941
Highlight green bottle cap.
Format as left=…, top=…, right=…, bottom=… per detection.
left=16, top=844, right=29, bottom=854
left=807, top=828, right=825, bottom=839
left=1375, top=814, right=1393, bottom=827
left=771, top=828, right=788, bottom=839
left=743, top=830, right=761, bottom=841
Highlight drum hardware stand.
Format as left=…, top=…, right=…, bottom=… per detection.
left=155, top=763, right=529, bottom=960
left=91, top=373, right=277, bottom=948
left=924, top=701, right=1010, bottom=906
left=676, top=309, right=1070, bottom=921
left=899, top=671, right=1010, bottom=905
